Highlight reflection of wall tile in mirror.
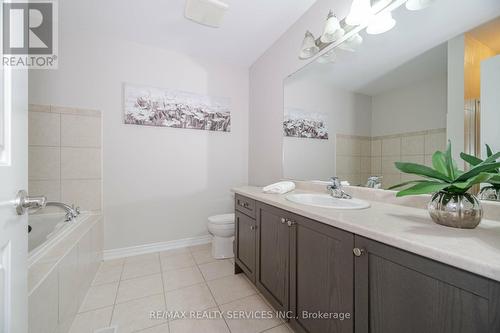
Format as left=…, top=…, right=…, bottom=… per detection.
left=370, top=157, right=382, bottom=175
left=337, top=156, right=361, bottom=174
left=29, top=146, right=61, bottom=180
left=61, top=147, right=102, bottom=180
left=371, top=140, right=382, bottom=157
left=382, top=156, right=400, bottom=174
left=382, top=174, right=402, bottom=189
left=381, top=138, right=401, bottom=156
left=62, top=180, right=102, bottom=211
left=360, top=157, right=371, bottom=173
left=360, top=139, right=371, bottom=157
left=401, top=155, right=425, bottom=165
left=401, top=135, right=425, bottom=155
left=29, top=104, right=50, bottom=113
left=424, top=131, right=446, bottom=154
left=61, top=114, right=102, bottom=148
left=28, top=112, right=60, bottom=146
left=424, top=155, right=433, bottom=167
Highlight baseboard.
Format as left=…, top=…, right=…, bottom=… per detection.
left=102, top=235, right=212, bottom=261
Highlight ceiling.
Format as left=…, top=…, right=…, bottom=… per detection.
left=288, top=0, right=500, bottom=94
left=61, top=0, right=317, bottom=67
left=468, top=17, right=500, bottom=53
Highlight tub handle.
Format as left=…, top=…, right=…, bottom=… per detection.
left=15, top=190, right=47, bottom=215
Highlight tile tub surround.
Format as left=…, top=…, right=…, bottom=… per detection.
left=71, top=243, right=291, bottom=333
left=28, top=104, right=102, bottom=212
left=232, top=185, right=500, bottom=282
left=336, top=128, right=446, bottom=189
left=29, top=214, right=103, bottom=333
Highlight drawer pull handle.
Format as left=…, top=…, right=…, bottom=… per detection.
left=280, top=218, right=286, bottom=224
left=239, top=201, right=250, bottom=208
left=353, top=248, right=365, bottom=257
left=250, top=225, right=257, bottom=230
left=287, top=220, right=296, bottom=227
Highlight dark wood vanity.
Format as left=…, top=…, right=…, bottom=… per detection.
left=234, top=194, right=500, bottom=333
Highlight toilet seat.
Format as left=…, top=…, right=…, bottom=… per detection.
left=208, top=213, right=234, bottom=225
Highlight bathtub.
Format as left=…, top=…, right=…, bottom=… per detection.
left=28, top=212, right=103, bottom=333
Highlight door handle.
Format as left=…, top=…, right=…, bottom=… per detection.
left=15, top=190, right=47, bottom=215
left=353, top=248, right=366, bottom=257
left=280, top=218, right=286, bottom=224
left=287, top=220, right=296, bottom=227
left=250, top=225, right=257, bottom=231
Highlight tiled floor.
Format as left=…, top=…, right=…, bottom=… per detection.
left=70, top=243, right=292, bottom=333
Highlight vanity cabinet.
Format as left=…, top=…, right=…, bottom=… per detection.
left=234, top=195, right=500, bottom=333
left=354, top=236, right=500, bottom=333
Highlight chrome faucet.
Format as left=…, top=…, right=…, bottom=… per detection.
left=366, top=176, right=382, bottom=189
left=46, top=202, right=80, bottom=222
left=327, top=177, right=352, bottom=199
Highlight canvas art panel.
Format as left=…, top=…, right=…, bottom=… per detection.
left=283, top=108, right=328, bottom=140
left=124, top=84, right=231, bottom=132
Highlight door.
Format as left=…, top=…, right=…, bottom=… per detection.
left=255, top=203, right=289, bottom=312
left=354, top=236, right=500, bottom=333
left=234, top=211, right=256, bottom=281
left=480, top=55, right=500, bottom=155
left=0, top=50, right=29, bottom=331
left=289, top=215, right=354, bottom=333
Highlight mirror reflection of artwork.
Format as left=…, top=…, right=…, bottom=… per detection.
left=283, top=108, right=328, bottom=140
left=123, top=83, right=231, bottom=132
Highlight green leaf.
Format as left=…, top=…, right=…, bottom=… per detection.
left=460, top=152, right=482, bottom=166
left=432, top=151, right=449, bottom=176
left=444, top=141, right=456, bottom=179
left=396, top=182, right=450, bottom=197
left=394, top=162, right=451, bottom=182
left=455, top=162, right=500, bottom=182
left=453, top=172, right=492, bottom=189
left=387, top=180, right=429, bottom=190
left=486, top=144, right=493, bottom=158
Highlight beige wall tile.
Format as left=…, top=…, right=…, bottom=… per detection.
left=28, top=180, right=61, bottom=201
left=53, top=106, right=101, bottom=117
left=29, top=146, right=60, bottom=180
left=381, top=174, right=401, bottom=190
left=382, top=137, right=401, bottom=156
left=371, top=157, right=382, bottom=175
left=425, top=131, right=446, bottom=154
left=360, top=157, right=371, bottom=173
left=401, top=155, right=425, bottom=165
left=61, top=147, right=101, bottom=179
left=29, top=104, right=50, bottom=113
left=371, top=139, right=382, bottom=157
left=29, top=111, right=60, bottom=146
left=424, top=154, right=433, bottom=167
left=29, top=269, right=58, bottom=333
left=401, top=173, right=425, bottom=183
left=360, top=139, right=371, bottom=157
left=62, top=179, right=102, bottom=211
left=401, top=135, right=425, bottom=155
left=337, top=156, right=360, bottom=174
left=382, top=156, right=400, bottom=174
left=61, top=114, right=102, bottom=147
left=336, top=136, right=360, bottom=156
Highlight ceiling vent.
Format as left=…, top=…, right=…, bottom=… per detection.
left=185, top=0, right=229, bottom=28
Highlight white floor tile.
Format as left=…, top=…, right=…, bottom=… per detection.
left=137, top=323, right=170, bottom=332
left=220, top=295, right=282, bottom=333
left=159, top=247, right=191, bottom=258
left=69, top=307, right=113, bottom=333
left=79, top=282, right=118, bottom=313
left=122, top=256, right=161, bottom=280
left=166, top=283, right=216, bottom=313
left=163, top=266, right=204, bottom=292
left=161, top=253, right=196, bottom=271
left=111, top=294, right=167, bottom=333
left=191, top=249, right=217, bottom=265
left=188, top=243, right=211, bottom=253
left=207, top=274, right=256, bottom=305
left=93, top=264, right=123, bottom=286
left=116, top=274, right=163, bottom=304
left=199, top=260, right=233, bottom=281
left=262, top=325, right=292, bottom=333
left=169, top=311, right=229, bottom=333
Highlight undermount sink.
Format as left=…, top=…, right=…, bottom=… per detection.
left=286, top=193, right=370, bottom=210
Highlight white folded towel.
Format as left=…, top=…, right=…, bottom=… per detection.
left=262, top=181, right=296, bottom=194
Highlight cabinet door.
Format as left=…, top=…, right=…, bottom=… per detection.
left=289, top=215, right=354, bottom=333
left=256, top=203, right=290, bottom=312
left=354, top=236, right=500, bottom=333
left=234, top=211, right=256, bottom=282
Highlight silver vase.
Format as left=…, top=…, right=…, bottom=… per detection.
left=479, top=186, right=500, bottom=202
left=428, top=191, right=482, bottom=229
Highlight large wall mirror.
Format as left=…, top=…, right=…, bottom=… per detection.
left=283, top=2, right=500, bottom=191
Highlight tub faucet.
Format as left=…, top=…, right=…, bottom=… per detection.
left=327, top=177, right=352, bottom=199
left=46, top=202, right=80, bottom=222
left=366, top=176, right=382, bottom=189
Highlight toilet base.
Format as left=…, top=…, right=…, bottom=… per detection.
left=211, top=235, right=234, bottom=259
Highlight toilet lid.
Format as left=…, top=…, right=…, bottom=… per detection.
left=208, top=213, right=235, bottom=225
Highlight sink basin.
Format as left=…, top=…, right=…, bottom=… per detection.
left=285, top=193, right=370, bottom=210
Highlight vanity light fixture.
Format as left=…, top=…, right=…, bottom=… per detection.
left=299, top=31, right=320, bottom=59
left=346, top=0, right=373, bottom=26
left=366, top=11, right=396, bottom=34
left=405, top=0, right=435, bottom=11
left=320, top=11, right=345, bottom=43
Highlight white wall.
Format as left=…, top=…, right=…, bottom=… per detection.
left=481, top=55, right=500, bottom=156
left=283, top=75, right=371, bottom=180
left=371, top=74, right=447, bottom=137
left=29, top=19, right=249, bottom=250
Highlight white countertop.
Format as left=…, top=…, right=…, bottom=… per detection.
left=233, top=186, right=500, bottom=282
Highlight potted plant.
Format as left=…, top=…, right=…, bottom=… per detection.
left=389, top=142, right=500, bottom=229
left=461, top=144, right=500, bottom=202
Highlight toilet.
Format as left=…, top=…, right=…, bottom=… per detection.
left=207, top=213, right=235, bottom=259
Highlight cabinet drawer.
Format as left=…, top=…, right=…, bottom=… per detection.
left=235, top=194, right=256, bottom=218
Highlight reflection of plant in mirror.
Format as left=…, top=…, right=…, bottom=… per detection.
left=389, top=142, right=500, bottom=197
left=461, top=144, right=500, bottom=189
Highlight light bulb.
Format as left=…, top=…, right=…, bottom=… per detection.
left=406, top=0, right=436, bottom=11
left=346, top=0, right=372, bottom=26
left=366, top=12, right=396, bottom=35
left=320, top=11, right=345, bottom=43
left=338, top=33, right=363, bottom=51
left=299, top=31, right=319, bottom=59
